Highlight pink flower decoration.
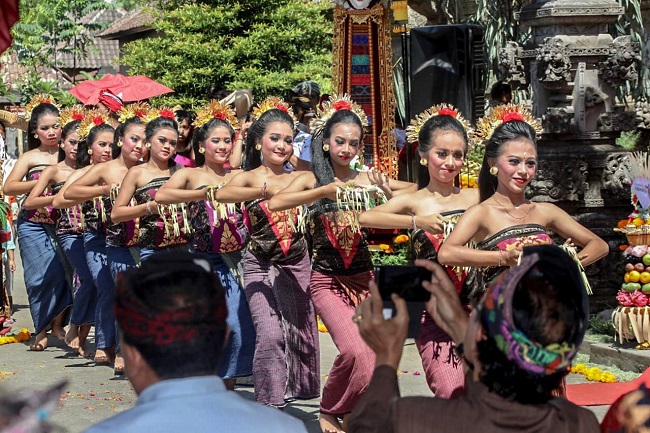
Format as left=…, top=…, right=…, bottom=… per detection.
left=502, top=112, right=524, bottom=123
left=72, top=113, right=84, bottom=121
left=617, top=290, right=633, bottom=306
left=631, top=290, right=649, bottom=307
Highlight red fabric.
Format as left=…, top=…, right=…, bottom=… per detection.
left=98, top=89, right=124, bottom=112
left=566, top=367, right=650, bottom=406
left=0, top=0, right=19, bottom=55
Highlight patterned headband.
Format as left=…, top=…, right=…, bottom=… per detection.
left=115, top=258, right=227, bottom=346
left=480, top=246, right=588, bottom=375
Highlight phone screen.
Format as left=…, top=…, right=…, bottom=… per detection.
left=374, top=265, right=432, bottom=302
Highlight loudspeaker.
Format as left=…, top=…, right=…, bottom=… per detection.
left=409, top=25, right=485, bottom=124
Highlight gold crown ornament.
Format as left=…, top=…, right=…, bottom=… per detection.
left=405, top=103, right=472, bottom=145
left=117, top=102, right=152, bottom=124
left=78, top=110, right=110, bottom=140
left=59, top=105, right=86, bottom=127
left=474, top=104, right=542, bottom=146
left=141, top=107, right=177, bottom=125
left=251, top=96, right=297, bottom=124
left=194, top=100, right=239, bottom=130
left=25, top=94, right=60, bottom=120
left=310, top=94, right=368, bottom=138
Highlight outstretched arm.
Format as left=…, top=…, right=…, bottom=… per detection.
left=64, top=164, right=108, bottom=202
left=110, top=170, right=153, bottom=223
left=52, top=169, right=91, bottom=209
left=23, top=167, right=56, bottom=210
left=155, top=168, right=204, bottom=204
left=267, top=173, right=335, bottom=211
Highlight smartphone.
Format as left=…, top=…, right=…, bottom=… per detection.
left=374, top=265, right=432, bottom=338
left=374, top=265, right=432, bottom=302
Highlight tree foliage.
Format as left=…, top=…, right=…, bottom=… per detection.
left=121, top=0, right=333, bottom=107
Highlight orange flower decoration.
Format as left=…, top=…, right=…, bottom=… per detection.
left=394, top=234, right=409, bottom=244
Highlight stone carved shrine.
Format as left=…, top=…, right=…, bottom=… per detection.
left=499, top=0, right=642, bottom=308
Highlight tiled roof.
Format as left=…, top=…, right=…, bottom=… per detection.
left=55, top=9, right=126, bottom=69
left=97, top=8, right=155, bottom=39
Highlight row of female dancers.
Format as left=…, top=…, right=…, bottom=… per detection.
left=6, top=95, right=609, bottom=433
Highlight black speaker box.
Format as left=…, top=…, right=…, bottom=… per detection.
left=409, top=25, right=485, bottom=124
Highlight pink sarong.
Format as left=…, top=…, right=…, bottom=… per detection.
left=310, top=270, right=375, bottom=415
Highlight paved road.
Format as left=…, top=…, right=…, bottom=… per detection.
left=0, top=251, right=608, bottom=432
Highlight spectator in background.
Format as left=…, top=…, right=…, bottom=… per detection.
left=286, top=95, right=313, bottom=172
left=97, top=89, right=124, bottom=128
left=84, top=252, right=308, bottom=433
left=174, top=110, right=195, bottom=168
left=292, top=81, right=321, bottom=113
left=489, top=81, right=512, bottom=107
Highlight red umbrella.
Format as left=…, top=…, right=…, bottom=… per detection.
left=69, top=73, right=174, bottom=104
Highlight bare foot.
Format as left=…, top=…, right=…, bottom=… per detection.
left=65, top=325, right=80, bottom=350
left=320, top=413, right=344, bottom=433
left=94, top=349, right=111, bottom=365
left=114, top=353, right=125, bottom=375
left=52, top=326, right=66, bottom=341
left=29, top=331, right=48, bottom=351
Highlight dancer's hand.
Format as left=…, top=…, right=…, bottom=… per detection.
left=324, top=179, right=348, bottom=200
left=354, top=281, right=408, bottom=369
left=368, top=168, right=393, bottom=199
left=502, top=248, right=521, bottom=267
left=413, top=213, right=446, bottom=234
left=416, top=259, right=468, bottom=344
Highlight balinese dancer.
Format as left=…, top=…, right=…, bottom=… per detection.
left=269, top=95, right=415, bottom=433
left=156, top=101, right=254, bottom=389
left=216, top=98, right=320, bottom=408
left=4, top=95, right=72, bottom=351
left=64, top=104, right=149, bottom=374
left=358, top=105, right=478, bottom=399
left=24, top=108, right=96, bottom=356
left=111, top=110, right=189, bottom=262
left=53, top=111, right=115, bottom=366
left=438, top=105, right=608, bottom=303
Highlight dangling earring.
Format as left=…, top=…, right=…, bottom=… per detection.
left=489, top=166, right=498, bottom=176
left=87, top=149, right=93, bottom=155
left=322, top=143, right=330, bottom=152
left=255, top=143, right=261, bottom=151
left=198, top=147, right=205, bottom=154
left=145, top=142, right=151, bottom=149
left=419, top=157, right=427, bottom=166
left=34, top=134, right=38, bottom=139
left=60, top=143, right=65, bottom=149
left=117, top=141, right=123, bottom=147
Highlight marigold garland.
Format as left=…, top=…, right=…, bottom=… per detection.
left=570, top=363, right=617, bottom=383
left=0, top=328, right=31, bottom=345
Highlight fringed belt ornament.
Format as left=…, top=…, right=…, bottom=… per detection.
left=205, top=184, right=237, bottom=225
left=157, top=202, right=191, bottom=237
left=65, top=205, right=85, bottom=230
left=335, top=183, right=386, bottom=233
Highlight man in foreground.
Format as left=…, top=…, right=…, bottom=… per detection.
left=348, top=244, right=600, bottom=433
left=84, top=252, right=307, bottom=433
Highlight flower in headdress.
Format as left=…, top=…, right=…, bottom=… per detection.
left=252, top=96, right=296, bottom=123
left=406, top=103, right=472, bottom=145
left=78, top=110, right=110, bottom=140
left=503, top=112, right=525, bottom=123
left=194, top=100, right=239, bottom=130
left=159, top=109, right=176, bottom=120
left=474, top=104, right=542, bottom=146
left=310, top=94, right=368, bottom=138
left=59, top=105, right=86, bottom=127
left=117, top=102, right=151, bottom=123
left=25, top=94, right=60, bottom=120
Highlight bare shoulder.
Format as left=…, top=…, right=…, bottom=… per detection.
left=457, top=188, right=480, bottom=207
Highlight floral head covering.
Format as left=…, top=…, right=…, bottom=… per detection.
left=479, top=244, right=589, bottom=375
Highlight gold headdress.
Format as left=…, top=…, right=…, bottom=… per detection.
left=59, top=105, right=86, bottom=127
left=194, top=100, right=239, bottom=130
left=474, top=104, right=543, bottom=146
left=405, top=104, right=472, bottom=145
left=25, top=94, right=60, bottom=120
left=117, top=102, right=151, bottom=123
left=141, top=107, right=176, bottom=125
left=310, top=94, right=368, bottom=138
left=251, top=97, right=296, bottom=123
left=78, top=110, right=110, bottom=140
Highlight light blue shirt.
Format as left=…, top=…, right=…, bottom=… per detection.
left=84, top=376, right=308, bottom=433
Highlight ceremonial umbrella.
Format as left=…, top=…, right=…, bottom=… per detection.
left=69, top=73, right=174, bottom=104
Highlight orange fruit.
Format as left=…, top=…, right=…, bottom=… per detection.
left=625, top=272, right=631, bottom=283
left=629, top=270, right=641, bottom=283
left=633, top=218, right=645, bottom=226
left=640, top=272, right=650, bottom=284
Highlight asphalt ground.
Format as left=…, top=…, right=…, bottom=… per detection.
left=0, top=250, right=611, bottom=432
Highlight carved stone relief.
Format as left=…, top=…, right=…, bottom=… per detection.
left=542, top=107, right=575, bottom=134
left=599, top=36, right=641, bottom=88
left=526, top=158, right=588, bottom=202
left=536, top=37, right=573, bottom=86
left=598, top=111, right=638, bottom=132
left=499, top=42, right=526, bottom=87
left=601, top=153, right=631, bottom=200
